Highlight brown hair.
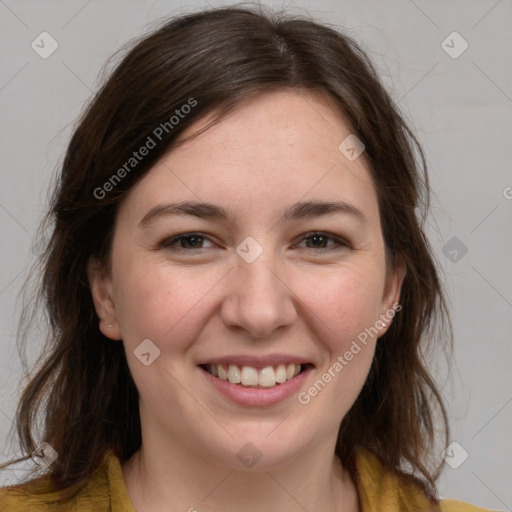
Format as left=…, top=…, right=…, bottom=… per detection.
left=1, top=3, right=452, bottom=504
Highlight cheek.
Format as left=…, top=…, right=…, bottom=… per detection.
left=112, top=260, right=224, bottom=351
left=295, top=266, right=384, bottom=402
left=298, top=263, right=386, bottom=344
left=112, top=266, right=213, bottom=410
left=286, top=267, right=386, bottom=434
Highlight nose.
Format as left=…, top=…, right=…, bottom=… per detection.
left=220, top=248, right=297, bottom=339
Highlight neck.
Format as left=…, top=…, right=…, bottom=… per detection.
left=122, top=429, right=360, bottom=512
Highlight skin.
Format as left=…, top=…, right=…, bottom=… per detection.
left=89, top=90, right=405, bottom=512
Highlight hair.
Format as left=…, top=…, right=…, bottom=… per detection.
left=1, top=3, right=452, bottom=505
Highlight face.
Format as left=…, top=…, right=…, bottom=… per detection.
left=89, top=90, right=403, bottom=470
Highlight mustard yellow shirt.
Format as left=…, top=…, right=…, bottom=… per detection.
left=0, top=448, right=497, bottom=511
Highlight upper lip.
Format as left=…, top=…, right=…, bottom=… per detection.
left=198, top=354, right=314, bottom=369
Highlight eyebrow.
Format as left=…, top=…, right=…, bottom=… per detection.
left=138, top=200, right=367, bottom=228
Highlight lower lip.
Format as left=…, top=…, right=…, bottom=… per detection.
left=199, top=366, right=313, bottom=407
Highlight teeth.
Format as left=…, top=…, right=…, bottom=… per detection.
left=241, top=366, right=259, bottom=386
left=227, top=364, right=241, bottom=383
left=207, top=363, right=304, bottom=388
left=218, top=365, right=228, bottom=381
left=275, top=364, right=287, bottom=383
left=259, top=366, right=276, bottom=388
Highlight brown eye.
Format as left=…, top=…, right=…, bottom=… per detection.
left=296, top=232, right=350, bottom=252
left=160, top=233, right=215, bottom=251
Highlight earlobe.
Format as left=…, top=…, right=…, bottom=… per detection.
left=87, top=257, right=122, bottom=340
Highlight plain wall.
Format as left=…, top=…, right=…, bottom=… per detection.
left=1, top=1, right=511, bottom=509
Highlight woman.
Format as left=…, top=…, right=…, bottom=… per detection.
left=0, top=5, right=496, bottom=511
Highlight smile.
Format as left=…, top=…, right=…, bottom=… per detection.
left=198, top=361, right=314, bottom=407
left=201, top=363, right=310, bottom=388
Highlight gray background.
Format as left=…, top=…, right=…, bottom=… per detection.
left=1, top=0, right=511, bottom=510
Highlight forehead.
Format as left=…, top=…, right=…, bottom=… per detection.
left=118, top=90, right=380, bottom=227
left=176, top=90, right=360, bottom=165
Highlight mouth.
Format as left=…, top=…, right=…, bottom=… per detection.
left=199, top=363, right=313, bottom=389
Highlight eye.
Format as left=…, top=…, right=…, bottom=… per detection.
left=295, top=231, right=351, bottom=253
left=158, top=231, right=351, bottom=254
left=159, top=232, right=216, bottom=251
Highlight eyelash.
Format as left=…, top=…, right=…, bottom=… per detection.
left=158, top=231, right=351, bottom=254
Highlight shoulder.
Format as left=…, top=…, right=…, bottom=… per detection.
left=0, top=450, right=134, bottom=511
left=439, top=498, right=501, bottom=512
left=0, top=474, right=69, bottom=511
left=353, top=448, right=498, bottom=512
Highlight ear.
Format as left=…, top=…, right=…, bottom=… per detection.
left=87, top=257, right=122, bottom=340
left=376, top=260, right=406, bottom=338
